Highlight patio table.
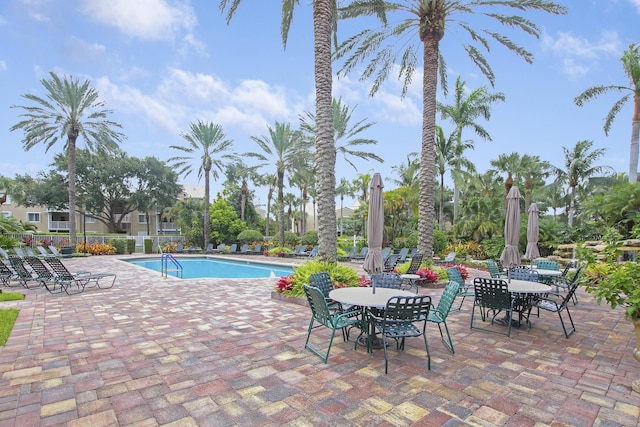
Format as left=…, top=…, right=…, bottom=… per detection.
left=329, top=287, right=416, bottom=349
left=495, top=279, right=552, bottom=328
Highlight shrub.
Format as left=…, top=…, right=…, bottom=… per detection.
left=416, top=267, right=439, bottom=283
left=127, top=239, right=136, bottom=254
left=277, top=261, right=360, bottom=297
left=284, top=231, right=299, bottom=246
left=0, top=235, right=18, bottom=250
left=433, top=229, right=448, bottom=255
left=405, top=231, right=419, bottom=250
left=300, top=230, right=318, bottom=247
left=162, top=242, right=178, bottom=253
left=267, top=246, right=293, bottom=257
left=76, top=241, right=116, bottom=255
left=237, top=229, right=263, bottom=244
left=111, top=239, right=127, bottom=255
left=144, top=239, right=153, bottom=254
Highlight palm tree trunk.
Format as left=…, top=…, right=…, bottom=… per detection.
left=417, top=36, right=439, bottom=257
left=629, top=99, right=639, bottom=183
left=439, top=172, right=445, bottom=231
left=266, top=190, right=272, bottom=238
left=278, top=172, right=285, bottom=247
left=313, top=0, right=337, bottom=262
left=204, top=169, right=211, bottom=248
left=68, top=138, right=78, bottom=247
left=568, top=185, right=576, bottom=227
left=241, top=179, right=247, bottom=221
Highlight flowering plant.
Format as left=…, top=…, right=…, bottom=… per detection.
left=358, top=275, right=371, bottom=287
left=416, top=267, right=439, bottom=283
left=455, top=264, right=469, bottom=280
left=275, top=275, right=295, bottom=292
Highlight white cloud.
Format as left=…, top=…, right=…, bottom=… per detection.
left=94, top=69, right=308, bottom=138
left=79, top=0, right=197, bottom=41
left=542, top=31, right=620, bottom=59
left=0, top=61, right=6, bottom=71
left=631, top=0, right=640, bottom=13
left=541, top=31, right=621, bottom=78
left=62, top=36, right=107, bottom=65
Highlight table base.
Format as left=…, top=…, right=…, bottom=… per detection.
left=357, top=334, right=386, bottom=350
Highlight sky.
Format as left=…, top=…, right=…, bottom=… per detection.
left=1, top=0, right=639, bottom=211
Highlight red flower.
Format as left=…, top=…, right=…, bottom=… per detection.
left=358, top=275, right=371, bottom=287
left=276, top=274, right=295, bottom=292
left=416, top=267, right=439, bottom=283
left=455, top=264, right=469, bottom=280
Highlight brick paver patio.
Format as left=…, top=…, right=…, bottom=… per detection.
left=0, top=254, right=638, bottom=426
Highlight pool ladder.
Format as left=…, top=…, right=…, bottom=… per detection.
left=161, top=253, right=183, bottom=278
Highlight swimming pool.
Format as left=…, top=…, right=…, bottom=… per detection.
left=126, top=257, right=294, bottom=279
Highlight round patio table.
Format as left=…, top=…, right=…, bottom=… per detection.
left=329, top=287, right=417, bottom=349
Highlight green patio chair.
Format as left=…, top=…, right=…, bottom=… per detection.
left=303, top=285, right=363, bottom=363
left=427, top=280, right=461, bottom=353
left=446, top=266, right=474, bottom=310
left=367, top=294, right=432, bottom=374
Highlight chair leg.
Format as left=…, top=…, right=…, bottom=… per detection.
left=559, top=308, right=576, bottom=338
left=456, top=295, right=465, bottom=311
left=437, top=322, right=454, bottom=354
left=304, top=319, right=337, bottom=363
left=422, top=334, right=431, bottom=370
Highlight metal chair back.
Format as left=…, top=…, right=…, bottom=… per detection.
left=370, top=272, right=403, bottom=289
left=405, top=253, right=423, bottom=275
left=471, top=277, right=514, bottom=337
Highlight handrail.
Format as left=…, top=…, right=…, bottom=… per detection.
left=161, top=253, right=183, bottom=278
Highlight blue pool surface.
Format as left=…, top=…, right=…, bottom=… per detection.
left=126, top=257, right=294, bottom=279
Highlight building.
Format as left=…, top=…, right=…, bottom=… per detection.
left=0, top=185, right=205, bottom=237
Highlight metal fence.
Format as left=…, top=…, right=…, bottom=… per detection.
left=6, top=233, right=186, bottom=253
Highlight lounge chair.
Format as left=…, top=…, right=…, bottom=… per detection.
left=249, top=244, right=262, bottom=255
left=13, top=247, right=26, bottom=258
left=176, top=243, right=184, bottom=253
left=0, top=247, right=9, bottom=260
left=434, top=252, right=456, bottom=264
left=211, top=243, right=225, bottom=254
left=43, top=257, right=116, bottom=295
left=350, top=247, right=368, bottom=261
left=293, top=245, right=307, bottom=257
left=226, top=244, right=238, bottom=254
left=237, top=244, right=250, bottom=255
left=37, top=246, right=57, bottom=258
left=25, top=247, right=38, bottom=257
left=48, top=246, right=64, bottom=258
left=381, top=247, right=391, bottom=260
left=8, top=256, right=38, bottom=289
left=204, top=243, right=214, bottom=253
left=307, top=247, right=318, bottom=259
left=0, top=261, right=17, bottom=287
left=397, top=248, right=410, bottom=263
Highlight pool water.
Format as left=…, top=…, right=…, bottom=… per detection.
left=126, top=257, right=294, bottom=279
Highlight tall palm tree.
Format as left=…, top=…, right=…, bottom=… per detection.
left=221, top=0, right=339, bottom=262
left=435, top=126, right=475, bottom=231
left=554, top=140, right=610, bottom=227
left=248, top=122, right=311, bottom=247
left=10, top=71, right=124, bottom=245
left=490, top=152, right=522, bottom=211
left=336, top=0, right=566, bottom=256
left=336, top=177, right=355, bottom=236
left=169, top=121, right=235, bottom=249
left=518, top=154, right=552, bottom=211
left=225, top=160, right=260, bottom=222
left=438, top=75, right=504, bottom=221
left=300, top=97, right=384, bottom=170
left=574, top=43, right=640, bottom=183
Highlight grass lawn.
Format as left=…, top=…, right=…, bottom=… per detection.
left=0, top=291, right=24, bottom=346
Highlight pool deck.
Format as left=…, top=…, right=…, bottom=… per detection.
left=0, top=254, right=638, bottom=426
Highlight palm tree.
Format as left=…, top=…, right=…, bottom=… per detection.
left=490, top=152, right=522, bottom=211
left=574, top=44, right=640, bottom=184
left=336, top=177, right=355, bottom=236
left=554, top=140, right=611, bottom=227
left=438, top=76, right=504, bottom=221
left=248, top=122, right=311, bottom=247
left=225, top=160, right=260, bottom=222
left=10, top=71, right=124, bottom=245
left=336, top=0, right=566, bottom=257
left=221, top=0, right=339, bottom=262
left=169, top=121, right=235, bottom=249
left=435, top=126, right=475, bottom=231
left=518, top=154, right=552, bottom=211
left=300, top=97, right=384, bottom=170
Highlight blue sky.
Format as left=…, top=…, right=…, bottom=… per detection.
left=1, top=0, right=638, bottom=209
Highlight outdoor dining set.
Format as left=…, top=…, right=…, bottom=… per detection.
left=302, top=256, right=583, bottom=373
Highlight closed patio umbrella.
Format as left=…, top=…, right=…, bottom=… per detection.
left=500, top=186, right=521, bottom=268
left=363, top=173, right=384, bottom=284
left=524, top=203, right=540, bottom=263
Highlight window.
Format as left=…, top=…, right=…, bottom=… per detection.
left=27, top=212, right=41, bottom=222
left=2, top=212, right=10, bottom=218
left=85, top=215, right=96, bottom=224
left=138, top=214, right=147, bottom=224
